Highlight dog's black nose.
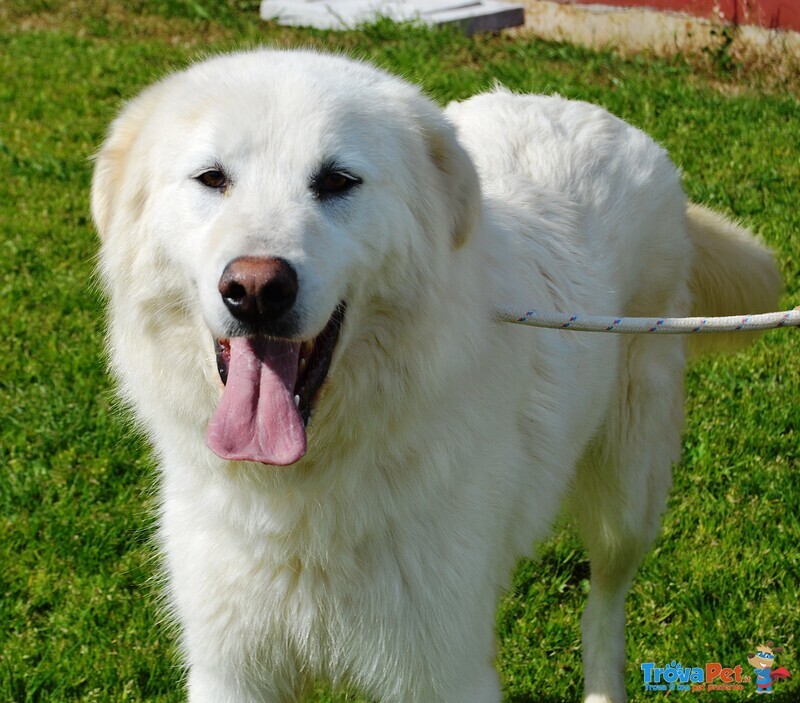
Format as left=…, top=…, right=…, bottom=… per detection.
left=218, top=256, right=299, bottom=327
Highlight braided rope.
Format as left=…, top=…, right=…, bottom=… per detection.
left=494, top=305, right=800, bottom=334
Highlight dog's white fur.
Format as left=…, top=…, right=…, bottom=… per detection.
left=92, top=50, right=780, bottom=703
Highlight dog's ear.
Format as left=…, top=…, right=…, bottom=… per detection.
left=91, top=84, right=165, bottom=241
left=424, top=116, right=482, bottom=250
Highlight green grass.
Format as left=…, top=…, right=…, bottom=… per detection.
left=1, top=2, right=798, bottom=701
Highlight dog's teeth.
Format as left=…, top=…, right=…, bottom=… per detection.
left=299, top=358, right=307, bottom=371
left=294, top=395, right=300, bottom=407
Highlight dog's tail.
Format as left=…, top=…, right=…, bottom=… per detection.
left=686, top=203, right=783, bottom=357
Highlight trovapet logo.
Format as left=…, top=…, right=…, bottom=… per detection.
left=641, top=661, right=749, bottom=692
left=746, top=642, right=791, bottom=694
left=641, top=641, right=792, bottom=694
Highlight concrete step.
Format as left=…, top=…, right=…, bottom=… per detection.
left=260, top=0, right=525, bottom=34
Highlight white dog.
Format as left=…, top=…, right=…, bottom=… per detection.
left=92, top=49, right=780, bottom=702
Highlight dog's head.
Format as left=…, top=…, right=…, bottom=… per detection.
left=92, top=50, right=481, bottom=466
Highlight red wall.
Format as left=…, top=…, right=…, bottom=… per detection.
left=569, top=0, right=800, bottom=31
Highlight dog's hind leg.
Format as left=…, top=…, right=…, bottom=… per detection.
left=570, top=334, right=687, bottom=703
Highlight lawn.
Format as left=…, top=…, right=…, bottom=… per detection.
left=1, top=2, right=798, bottom=701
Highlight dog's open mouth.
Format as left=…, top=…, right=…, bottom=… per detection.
left=206, top=304, right=346, bottom=466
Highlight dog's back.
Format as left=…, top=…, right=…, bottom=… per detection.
left=450, top=89, right=781, bottom=703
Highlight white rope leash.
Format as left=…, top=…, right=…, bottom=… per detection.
left=494, top=305, right=800, bottom=334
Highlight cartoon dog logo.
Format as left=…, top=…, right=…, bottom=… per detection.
left=747, top=642, right=791, bottom=693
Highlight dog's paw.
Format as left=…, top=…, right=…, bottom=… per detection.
left=584, top=694, right=625, bottom=703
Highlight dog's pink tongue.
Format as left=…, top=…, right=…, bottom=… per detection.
left=207, top=337, right=306, bottom=466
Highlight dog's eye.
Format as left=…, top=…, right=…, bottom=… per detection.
left=312, top=169, right=361, bottom=200
left=195, top=169, right=228, bottom=190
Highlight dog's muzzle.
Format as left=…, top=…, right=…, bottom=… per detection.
left=207, top=256, right=346, bottom=466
